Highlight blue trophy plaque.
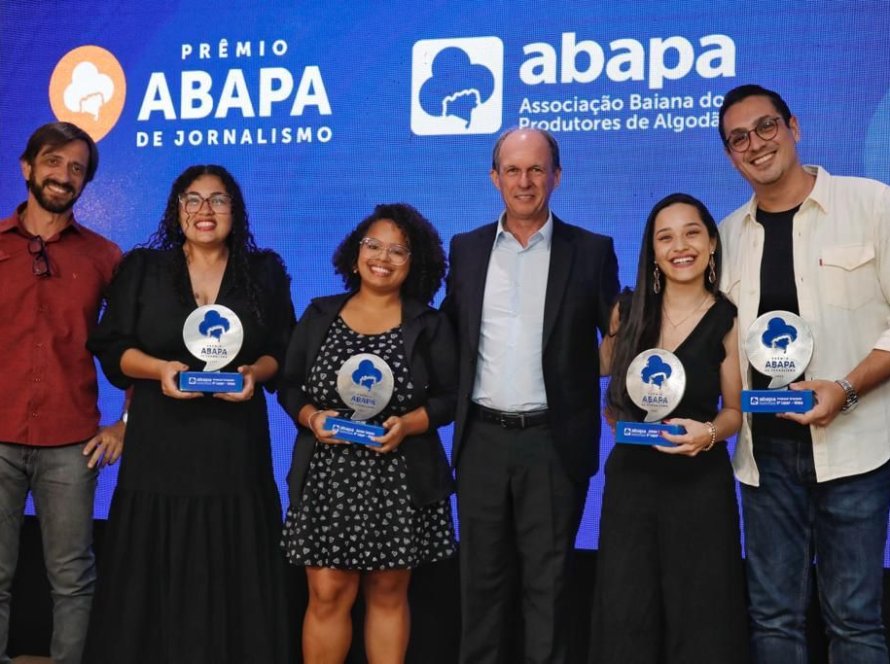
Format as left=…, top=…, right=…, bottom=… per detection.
left=323, top=353, right=394, bottom=446
left=742, top=311, right=814, bottom=413
left=180, top=304, right=245, bottom=393
left=616, top=349, right=686, bottom=446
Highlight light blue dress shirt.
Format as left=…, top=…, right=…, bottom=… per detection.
left=471, top=213, right=552, bottom=412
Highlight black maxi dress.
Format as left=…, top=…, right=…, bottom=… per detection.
left=83, top=248, right=294, bottom=664
left=591, top=297, right=749, bottom=664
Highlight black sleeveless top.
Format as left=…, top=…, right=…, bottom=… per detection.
left=625, top=296, right=736, bottom=429
left=669, top=296, right=736, bottom=427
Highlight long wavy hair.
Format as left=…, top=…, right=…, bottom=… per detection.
left=332, top=203, right=446, bottom=304
left=605, top=193, right=723, bottom=420
left=145, top=164, right=280, bottom=322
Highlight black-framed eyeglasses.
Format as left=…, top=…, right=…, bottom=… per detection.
left=178, top=193, right=233, bottom=214
left=28, top=236, right=50, bottom=277
left=359, top=237, right=411, bottom=265
left=724, top=115, right=783, bottom=152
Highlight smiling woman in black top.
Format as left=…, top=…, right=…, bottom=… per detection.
left=591, top=193, right=749, bottom=664
left=84, top=165, right=294, bottom=664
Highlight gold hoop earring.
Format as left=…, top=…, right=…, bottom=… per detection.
left=708, top=253, right=716, bottom=285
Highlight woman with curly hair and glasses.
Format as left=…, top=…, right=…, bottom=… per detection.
left=84, top=165, right=295, bottom=663
left=280, top=203, right=457, bottom=664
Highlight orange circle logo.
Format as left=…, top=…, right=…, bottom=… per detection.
left=49, top=45, right=126, bottom=142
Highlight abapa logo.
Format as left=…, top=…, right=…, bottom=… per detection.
left=49, top=45, right=126, bottom=141
left=199, top=310, right=231, bottom=341
left=411, top=37, right=503, bottom=136
left=641, top=355, right=672, bottom=387
left=761, top=317, right=797, bottom=352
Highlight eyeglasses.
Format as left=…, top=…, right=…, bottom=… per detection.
left=359, top=237, right=411, bottom=265
left=28, top=236, right=50, bottom=277
left=724, top=116, right=783, bottom=153
left=178, top=193, right=233, bottom=214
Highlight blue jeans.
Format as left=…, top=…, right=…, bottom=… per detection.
left=741, top=435, right=890, bottom=664
left=0, top=442, right=97, bottom=664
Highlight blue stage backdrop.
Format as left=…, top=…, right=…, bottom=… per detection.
left=1, top=0, right=889, bottom=557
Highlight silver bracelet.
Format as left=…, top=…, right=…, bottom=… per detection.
left=307, top=410, right=325, bottom=433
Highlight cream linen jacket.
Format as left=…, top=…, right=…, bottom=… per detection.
left=719, top=165, right=890, bottom=486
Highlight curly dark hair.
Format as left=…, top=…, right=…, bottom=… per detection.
left=145, top=164, right=282, bottom=321
left=332, top=203, right=446, bottom=304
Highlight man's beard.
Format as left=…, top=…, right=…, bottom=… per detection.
left=28, top=174, right=80, bottom=214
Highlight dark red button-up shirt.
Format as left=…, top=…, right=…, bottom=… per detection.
left=0, top=205, right=121, bottom=446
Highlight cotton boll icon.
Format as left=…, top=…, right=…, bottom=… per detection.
left=352, top=359, right=383, bottom=391
left=642, top=355, right=673, bottom=387
left=761, top=317, right=798, bottom=352
left=63, top=61, right=115, bottom=120
left=419, top=47, right=494, bottom=129
left=199, top=310, right=231, bottom=341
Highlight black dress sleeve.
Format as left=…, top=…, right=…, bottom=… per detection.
left=87, top=249, right=150, bottom=390
left=255, top=252, right=296, bottom=392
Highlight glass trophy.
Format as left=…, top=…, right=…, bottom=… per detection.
left=616, top=349, right=686, bottom=445
left=180, top=304, right=245, bottom=393
left=742, top=311, right=814, bottom=412
left=323, top=353, right=394, bottom=446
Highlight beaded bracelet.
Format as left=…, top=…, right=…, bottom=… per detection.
left=703, top=421, right=717, bottom=451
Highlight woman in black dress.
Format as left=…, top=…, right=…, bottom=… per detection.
left=591, top=193, right=749, bottom=663
left=84, top=165, right=294, bottom=664
left=280, top=203, right=456, bottom=663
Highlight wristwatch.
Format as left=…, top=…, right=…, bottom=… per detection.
left=834, top=378, right=859, bottom=414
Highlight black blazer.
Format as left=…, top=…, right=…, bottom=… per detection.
left=279, top=292, right=457, bottom=507
left=441, top=216, right=619, bottom=481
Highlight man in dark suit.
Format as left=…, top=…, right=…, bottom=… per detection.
left=442, top=127, right=619, bottom=663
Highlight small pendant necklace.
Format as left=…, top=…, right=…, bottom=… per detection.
left=663, top=292, right=711, bottom=329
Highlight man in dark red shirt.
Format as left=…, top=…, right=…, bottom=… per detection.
left=0, top=122, right=124, bottom=664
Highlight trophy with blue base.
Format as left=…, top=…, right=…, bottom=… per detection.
left=742, top=311, right=814, bottom=413
left=616, top=349, right=686, bottom=445
left=180, top=304, right=245, bottom=393
left=323, top=353, right=394, bottom=447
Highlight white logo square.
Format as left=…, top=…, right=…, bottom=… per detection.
left=411, top=37, right=503, bottom=136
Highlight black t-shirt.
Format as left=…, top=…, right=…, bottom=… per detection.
left=753, top=206, right=812, bottom=443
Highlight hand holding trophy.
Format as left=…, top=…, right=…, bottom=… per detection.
left=323, top=352, right=395, bottom=446
left=741, top=311, right=814, bottom=413
left=180, top=304, right=245, bottom=393
left=616, top=349, right=686, bottom=445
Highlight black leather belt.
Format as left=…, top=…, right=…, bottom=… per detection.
left=472, top=404, right=549, bottom=429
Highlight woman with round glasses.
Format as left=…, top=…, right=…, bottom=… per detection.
left=590, top=193, right=748, bottom=663
left=84, top=165, right=295, bottom=663
left=280, top=203, right=456, bottom=663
